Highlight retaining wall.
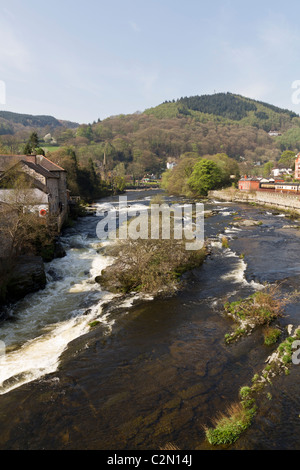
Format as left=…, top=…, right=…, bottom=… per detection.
left=208, top=189, right=300, bottom=214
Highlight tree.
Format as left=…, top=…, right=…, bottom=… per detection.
left=76, top=125, right=93, bottom=141
left=204, top=153, right=240, bottom=184
left=162, top=155, right=198, bottom=196
left=29, top=132, right=39, bottom=148
left=0, top=172, right=57, bottom=259
left=49, top=147, right=80, bottom=195
left=263, top=161, right=274, bottom=178
left=279, top=150, right=296, bottom=168
left=110, top=162, right=126, bottom=194
left=23, top=131, right=40, bottom=154
left=188, top=159, right=223, bottom=195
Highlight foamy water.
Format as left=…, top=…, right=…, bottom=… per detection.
left=0, top=201, right=121, bottom=395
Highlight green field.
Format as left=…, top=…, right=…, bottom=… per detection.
left=42, top=145, right=60, bottom=154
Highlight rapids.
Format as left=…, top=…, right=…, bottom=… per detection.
left=1, top=190, right=300, bottom=450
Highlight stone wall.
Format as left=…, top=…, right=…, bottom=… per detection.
left=208, top=189, right=300, bottom=214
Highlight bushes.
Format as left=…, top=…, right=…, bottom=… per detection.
left=97, top=237, right=207, bottom=295
left=224, top=285, right=289, bottom=344
left=204, top=401, right=256, bottom=446
left=161, top=153, right=240, bottom=197
left=263, top=327, right=281, bottom=346
left=96, top=196, right=207, bottom=295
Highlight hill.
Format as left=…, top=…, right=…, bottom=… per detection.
left=145, top=92, right=300, bottom=132
left=0, top=110, right=79, bottom=136
left=2, top=92, right=300, bottom=184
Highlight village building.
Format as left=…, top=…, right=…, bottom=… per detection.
left=272, top=167, right=293, bottom=178
left=268, top=130, right=282, bottom=137
left=238, top=177, right=260, bottom=191
left=167, top=161, right=177, bottom=170
left=295, top=153, right=300, bottom=180
left=0, top=154, right=68, bottom=230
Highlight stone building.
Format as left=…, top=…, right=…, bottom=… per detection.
left=0, top=154, right=68, bottom=230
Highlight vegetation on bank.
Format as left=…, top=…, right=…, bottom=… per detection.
left=205, top=322, right=300, bottom=446
left=204, top=399, right=256, bottom=446
left=204, top=285, right=300, bottom=447
left=161, top=153, right=240, bottom=197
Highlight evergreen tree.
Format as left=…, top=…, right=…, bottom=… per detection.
left=23, top=132, right=40, bottom=154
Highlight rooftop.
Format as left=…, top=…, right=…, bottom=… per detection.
left=22, top=160, right=59, bottom=179
left=0, top=154, right=65, bottom=176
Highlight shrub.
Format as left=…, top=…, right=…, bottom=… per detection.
left=224, top=285, right=288, bottom=328
left=239, top=386, right=252, bottom=400
left=263, top=327, right=281, bottom=346
left=204, top=402, right=255, bottom=446
left=222, top=236, right=229, bottom=249
left=88, top=321, right=100, bottom=328
left=97, top=204, right=207, bottom=295
left=99, top=237, right=207, bottom=295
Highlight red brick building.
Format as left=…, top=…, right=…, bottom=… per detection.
left=238, top=177, right=260, bottom=191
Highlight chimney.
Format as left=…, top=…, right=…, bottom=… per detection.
left=25, top=154, right=37, bottom=164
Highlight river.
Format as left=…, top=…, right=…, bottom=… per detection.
left=0, top=189, right=300, bottom=450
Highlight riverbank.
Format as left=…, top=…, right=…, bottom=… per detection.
left=0, top=201, right=98, bottom=314
left=0, top=241, right=67, bottom=318
left=208, top=188, right=300, bottom=215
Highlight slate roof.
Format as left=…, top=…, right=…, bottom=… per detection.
left=36, top=155, right=66, bottom=172
left=22, top=160, right=59, bottom=179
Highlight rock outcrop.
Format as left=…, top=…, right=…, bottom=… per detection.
left=6, top=256, right=47, bottom=301
left=0, top=256, right=47, bottom=318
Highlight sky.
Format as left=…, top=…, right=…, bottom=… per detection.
left=1, top=0, right=300, bottom=124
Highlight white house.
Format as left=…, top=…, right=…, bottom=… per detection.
left=167, top=162, right=177, bottom=170
left=271, top=168, right=293, bottom=178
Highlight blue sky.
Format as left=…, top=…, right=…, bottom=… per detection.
left=1, top=0, right=300, bottom=123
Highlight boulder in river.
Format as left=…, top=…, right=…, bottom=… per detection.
left=5, top=256, right=47, bottom=303
left=232, top=219, right=262, bottom=227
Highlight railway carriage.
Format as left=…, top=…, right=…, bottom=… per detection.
left=258, top=181, right=300, bottom=193
left=274, top=183, right=300, bottom=194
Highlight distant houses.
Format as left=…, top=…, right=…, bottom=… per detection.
left=238, top=153, right=300, bottom=193
left=0, top=154, right=68, bottom=231
left=271, top=167, right=293, bottom=178
left=268, top=130, right=282, bottom=137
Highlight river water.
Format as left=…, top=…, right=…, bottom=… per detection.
left=0, top=189, right=300, bottom=450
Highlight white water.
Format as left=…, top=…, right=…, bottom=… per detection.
left=221, top=248, right=264, bottom=290
left=0, top=201, right=122, bottom=395
left=0, top=194, right=160, bottom=395
left=0, top=196, right=264, bottom=395
left=210, top=234, right=264, bottom=292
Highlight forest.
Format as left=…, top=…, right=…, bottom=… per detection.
left=1, top=92, right=300, bottom=200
